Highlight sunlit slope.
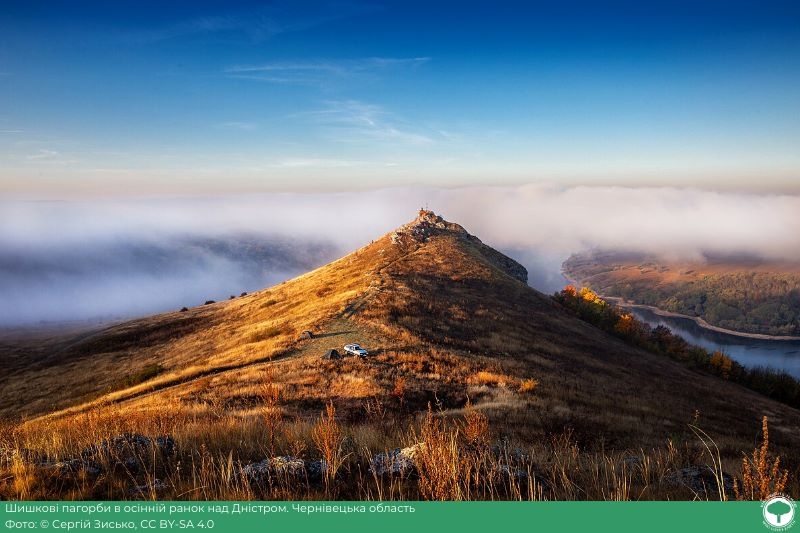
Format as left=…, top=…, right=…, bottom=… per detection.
left=0, top=226, right=381, bottom=418
left=3, top=211, right=799, bottom=456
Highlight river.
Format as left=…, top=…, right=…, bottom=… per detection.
left=550, top=268, right=800, bottom=380
left=626, top=306, right=800, bottom=379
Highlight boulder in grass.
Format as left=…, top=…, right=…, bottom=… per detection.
left=43, top=459, right=102, bottom=478
left=322, top=349, right=341, bottom=360
left=81, top=433, right=175, bottom=471
left=243, top=456, right=307, bottom=484
left=369, top=443, right=423, bottom=476
left=306, top=459, right=329, bottom=481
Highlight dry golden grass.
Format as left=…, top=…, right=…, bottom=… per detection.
left=2, top=211, right=800, bottom=500
left=0, top=390, right=797, bottom=501
left=468, top=371, right=518, bottom=388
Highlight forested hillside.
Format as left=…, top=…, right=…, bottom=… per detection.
left=563, top=253, right=800, bottom=336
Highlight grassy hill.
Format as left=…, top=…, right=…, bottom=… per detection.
left=1, top=211, right=798, bottom=500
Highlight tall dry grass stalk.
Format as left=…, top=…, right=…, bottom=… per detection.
left=260, top=368, right=282, bottom=456
left=311, top=401, right=345, bottom=495
left=689, top=424, right=728, bottom=501
left=414, top=407, right=463, bottom=500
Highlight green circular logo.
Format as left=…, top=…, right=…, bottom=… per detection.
left=763, top=494, right=796, bottom=531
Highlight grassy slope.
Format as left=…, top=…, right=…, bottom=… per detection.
left=1, top=212, right=799, bottom=499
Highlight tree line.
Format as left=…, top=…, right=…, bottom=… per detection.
left=554, top=286, right=800, bottom=409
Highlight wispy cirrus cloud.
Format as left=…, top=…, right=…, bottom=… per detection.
left=126, top=2, right=380, bottom=44
left=270, top=158, right=366, bottom=168
left=215, top=121, right=257, bottom=131
left=225, top=56, right=430, bottom=85
left=300, top=99, right=436, bottom=146
left=27, top=149, right=61, bottom=160
left=24, top=148, right=80, bottom=166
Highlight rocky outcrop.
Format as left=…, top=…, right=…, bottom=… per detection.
left=81, top=433, right=175, bottom=471
left=390, top=210, right=468, bottom=246
left=3, top=433, right=175, bottom=488
left=243, top=456, right=329, bottom=485
left=390, top=210, right=528, bottom=284
left=369, top=443, right=424, bottom=476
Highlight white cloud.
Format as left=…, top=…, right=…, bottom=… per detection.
left=271, top=158, right=366, bottom=168
left=301, top=100, right=434, bottom=146
left=26, top=149, right=60, bottom=160
left=225, top=57, right=430, bottom=84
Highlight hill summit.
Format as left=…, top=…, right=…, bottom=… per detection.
left=389, top=209, right=528, bottom=283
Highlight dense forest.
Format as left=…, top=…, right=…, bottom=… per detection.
left=563, top=253, right=800, bottom=336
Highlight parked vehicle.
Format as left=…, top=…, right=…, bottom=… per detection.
left=343, top=343, right=368, bottom=357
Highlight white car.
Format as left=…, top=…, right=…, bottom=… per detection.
left=343, top=343, right=368, bottom=357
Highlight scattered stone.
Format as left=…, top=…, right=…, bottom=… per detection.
left=497, top=464, right=530, bottom=481
left=82, top=433, right=149, bottom=457
left=4, top=447, right=45, bottom=465
left=154, top=436, right=176, bottom=455
left=243, top=456, right=307, bottom=484
left=491, top=443, right=529, bottom=463
left=41, top=459, right=102, bottom=477
left=322, top=349, right=341, bottom=360
left=129, top=479, right=168, bottom=496
left=306, top=459, right=329, bottom=481
left=242, top=460, right=271, bottom=483
left=270, top=455, right=306, bottom=476
left=299, top=330, right=314, bottom=340
left=81, top=433, right=175, bottom=471
left=623, top=455, right=642, bottom=468
left=369, top=443, right=423, bottom=476
left=664, top=466, right=735, bottom=498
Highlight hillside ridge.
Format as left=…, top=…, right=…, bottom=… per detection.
left=2, top=210, right=800, bottom=500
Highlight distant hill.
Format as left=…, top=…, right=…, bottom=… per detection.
left=0, top=233, right=339, bottom=325
left=562, top=251, right=800, bottom=336
left=1, top=211, right=798, bottom=500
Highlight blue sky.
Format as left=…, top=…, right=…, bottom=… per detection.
left=1, top=0, right=799, bottom=196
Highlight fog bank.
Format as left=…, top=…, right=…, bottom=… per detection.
left=2, top=185, right=798, bottom=325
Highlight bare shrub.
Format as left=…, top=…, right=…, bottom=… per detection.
left=734, top=416, right=789, bottom=500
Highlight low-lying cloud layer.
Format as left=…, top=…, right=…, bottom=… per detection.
left=2, top=185, right=798, bottom=325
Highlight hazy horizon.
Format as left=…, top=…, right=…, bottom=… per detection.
left=2, top=184, right=799, bottom=325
